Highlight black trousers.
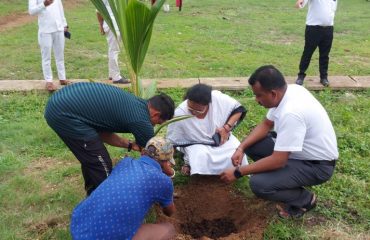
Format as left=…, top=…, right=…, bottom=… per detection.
left=298, top=25, right=334, bottom=79
left=245, top=134, right=335, bottom=208
left=58, top=134, right=112, bottom=195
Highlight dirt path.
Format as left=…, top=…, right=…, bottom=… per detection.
left=0, top=0, right=87, bottom=32
left=157, top=175, right=275, bottom=240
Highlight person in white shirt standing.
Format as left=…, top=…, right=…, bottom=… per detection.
left=29, top=0, right=70, bottom=92
left=96, top=0, right=129, bottom=84
left=295, top=0, right=338, bottom=87
left=221, top=65, right=338, bottom=219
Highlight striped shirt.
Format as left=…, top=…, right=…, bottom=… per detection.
left=44, top=82, right=154, bottom=147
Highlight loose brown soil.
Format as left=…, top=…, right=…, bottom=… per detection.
left=157, top=175, right=274, bottom=240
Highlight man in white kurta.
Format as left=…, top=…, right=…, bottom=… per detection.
left=96, top=0, right=128, bottom=84
left=29, top=0, right=68, bottom=91
left=167, top=84, right=248, bottom=175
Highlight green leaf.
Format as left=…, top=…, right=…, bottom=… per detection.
left=154, top=115, right=194, bottom=136
left=89, top=0, right=165, bottom=97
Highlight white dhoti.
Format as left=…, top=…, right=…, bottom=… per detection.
left=181, top=135, right=248, bottom=175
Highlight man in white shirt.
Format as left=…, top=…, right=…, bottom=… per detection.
left=96, top=0, right=129, bottom=84
left=221, top=65, right=338, bottom=218
left=29, top=0, right=70, bottom=92
left=295, top=0, right=338, bottom=87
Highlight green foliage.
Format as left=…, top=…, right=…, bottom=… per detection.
left=154, top=114, right=193, bottom=136
left=90, top=0, right=166, bottom=97
left=264, top=219, right=308, bottom=240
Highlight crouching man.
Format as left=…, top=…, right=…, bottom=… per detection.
left=71, top=137, right=177, bottom=240
left=221, top=65, right=338, bottom=218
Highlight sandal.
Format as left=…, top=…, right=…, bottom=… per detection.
left=181, top=164, right=190, bottom=176
left=277, top=193, right=317, bottom=219
left=59, top=80, right=72, bottom=85
left=45, top=82, right=57, bottom=92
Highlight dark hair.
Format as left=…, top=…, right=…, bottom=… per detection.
left=184, top=84, right=212, bottom=105
left=248, top=65, right=286, bottom=91
left=148, top=93, right=175, bottom=121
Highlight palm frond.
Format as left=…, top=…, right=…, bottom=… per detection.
left=154, top=115, right=194, bottom=136
left=89, top=0, right=165, bottom=97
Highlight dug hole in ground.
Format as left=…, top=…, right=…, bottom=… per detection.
left=156, top=175, right=274, bottom=240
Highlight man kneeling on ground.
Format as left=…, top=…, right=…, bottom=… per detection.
left=221, top=65, right=338, bottom=219
left=71, top=137, right=177, bottom=240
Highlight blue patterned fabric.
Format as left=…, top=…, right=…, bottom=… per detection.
left=70, top=156, right=174, bottom=240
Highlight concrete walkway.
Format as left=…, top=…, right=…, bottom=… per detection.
left=1, top=76, right=370, bottom=91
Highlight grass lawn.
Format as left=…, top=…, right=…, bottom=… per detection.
left=1, top=88, right=369, bottom=239
left=0, top=0, right=370, bottom=80
left=0, top=0, right=370, bottom=239
left=0, top=0, right=26, bottom=17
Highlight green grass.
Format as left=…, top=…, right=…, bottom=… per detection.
left=0, top=89, right=369, bottom=239
left=1, top=0, right=370, bottom=239
left=0, top=0, right=26, bottom=17
left=0, top=0, right=370, bottom=80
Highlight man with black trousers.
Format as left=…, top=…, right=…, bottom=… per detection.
left=44, top=82, right=175, bottom=195
left=295, top=0, right=338, bottom=87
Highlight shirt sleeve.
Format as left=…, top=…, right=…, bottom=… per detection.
left=274, top=113, right=306, bottom=152
left=28, top=0, right=46, bottom=15
left=59, top=0, right=67, bottom=27
left=129, top=121, right=154, bottom=147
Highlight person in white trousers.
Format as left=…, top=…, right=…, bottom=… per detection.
left=29, top=0, right=70, bottom=92
left=96, top=0, right=129, bottom=84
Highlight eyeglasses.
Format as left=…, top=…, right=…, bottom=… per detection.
left=187, top=105, right=208, bottom=115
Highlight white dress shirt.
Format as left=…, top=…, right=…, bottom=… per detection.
left=29, top=0, right=67, bottom=33
left=301, top=0, right=338, bottom=26
left=267, top=84, right=339, bottom=161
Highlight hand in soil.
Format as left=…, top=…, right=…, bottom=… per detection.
left=220, top=167, right=237, bottom=183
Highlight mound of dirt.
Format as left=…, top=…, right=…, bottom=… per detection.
left=157, top=175, right=274, bottom=240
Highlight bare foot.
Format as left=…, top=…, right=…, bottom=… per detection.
left=181, top=164, right=190, bottom=176
left=45, top=82, right=57, bottom=92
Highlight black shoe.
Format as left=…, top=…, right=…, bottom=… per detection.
left=113, top=77, right=130, bottom=84
left=320, top=78, right=330, bottom=87
left=295, top=77, right=305, bottom=85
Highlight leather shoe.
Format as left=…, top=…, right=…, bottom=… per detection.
left=320, top=78, right=330, bottom=87
left=113, top=77, right=130, bottom=84
left=59, top=80, right=72, bottom=85
left=295, top=77, right=304, bottom=85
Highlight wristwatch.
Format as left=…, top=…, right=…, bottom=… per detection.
left=127, top=141, right=132, bottom=152
left=233, top=166, right=243, bottom=179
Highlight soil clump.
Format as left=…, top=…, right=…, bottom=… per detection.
left=157, top=175, right=274, bottom=239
